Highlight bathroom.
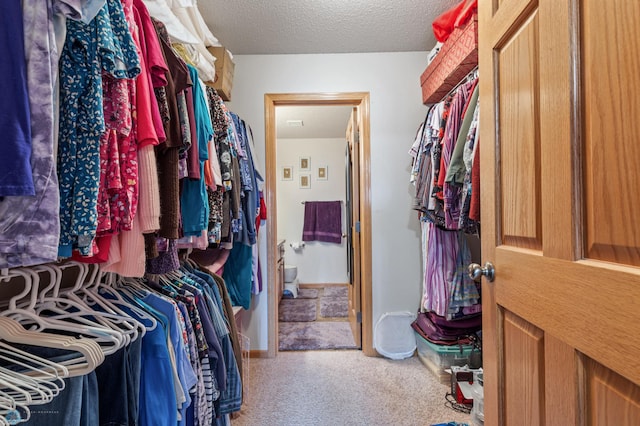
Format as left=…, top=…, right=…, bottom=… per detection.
left=275, top=105, right=354, bottom=350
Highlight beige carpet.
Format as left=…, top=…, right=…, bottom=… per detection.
left=232, top=351, right=472, bottom=426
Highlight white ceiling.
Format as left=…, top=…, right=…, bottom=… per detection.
left=198, top=0, right=459, bottom=55
left=276, top=106, right=353, bottom=139
left=199, top=1, right=457, bottom=138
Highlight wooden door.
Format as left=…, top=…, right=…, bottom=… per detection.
left=347, top=108, right=362, bottom=348
left=479, top=0, right=640, bottom=424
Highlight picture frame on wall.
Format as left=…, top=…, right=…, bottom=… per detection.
left=299, top=174, right=311, bottom=189
left=317, top=166, right=328, bottom=180
left=282, top=166, right=293, bottom=181
left=299, top=156, right=310, bottom=171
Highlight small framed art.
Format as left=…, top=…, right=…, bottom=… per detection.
left=282, top=166, right=293, bottom=181
left=299, top=156, right=310, bottom=171
left=317, top=166, right=328, bottom=180
left=299, top=174, right=311, bottom=189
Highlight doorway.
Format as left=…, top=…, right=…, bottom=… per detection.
left=264, top=92, right=374, bottom=357
left=275, top=105, right=354, bottom=351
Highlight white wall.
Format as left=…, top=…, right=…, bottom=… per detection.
left=277, top=137, right=348, bottom=284
left=228, top=52, right=429, bottom=351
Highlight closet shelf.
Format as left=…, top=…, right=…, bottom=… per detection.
left=420, top=13, right=478, bottom=105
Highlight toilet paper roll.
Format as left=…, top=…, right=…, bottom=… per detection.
left=290, top=242, right=305, bottom=250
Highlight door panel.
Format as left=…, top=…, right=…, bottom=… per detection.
left=587, top=359, right=640, bottom=425
left=544, top=334, right=578, bottom=425
left=582, top=0, right=640, bottom=267
left=498, top=11, right=541, bottom=249
left=503, top=311, right=544, bottom=426
left=479, top=0, right=640, bottom=424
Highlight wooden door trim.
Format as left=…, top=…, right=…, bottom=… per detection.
left=346, top=107, right=362, bottom=348
left=264, top=92, right=374, bottom=357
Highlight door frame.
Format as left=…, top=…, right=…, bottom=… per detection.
left=264, top=92, right=374, bottom=357
left=345, top=108, right=362, bottom=349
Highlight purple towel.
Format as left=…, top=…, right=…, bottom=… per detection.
left=302, top=201, right=342, bottom=244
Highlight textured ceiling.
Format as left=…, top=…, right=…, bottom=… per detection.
left=198, top=0, right=459, bottom=55
left=276, top=106, right=353, bottom=139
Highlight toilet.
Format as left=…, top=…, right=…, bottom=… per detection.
left=284, top=265, right=298, bottom=283
left=283, top=265, right=299, bottom=298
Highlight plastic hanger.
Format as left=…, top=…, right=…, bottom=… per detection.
left=0, top=403, right=29, bottom=425
left=76, top=265, right=147, bottom=338
left=0, top=374, right=36, bottom=406
left=114, top=275, right=149, bottom=299
left=0, top=269, right=83, bottom=336
left=0, top=368, right=57, bottom=405
left=0, top=317, right=104, bottom=377
left=0, top=339, right=69, bottom=382
left=92, top=273, right=157, bottom=333
left=1, top=268, right=40, bottom=312
left=30, top=262, right=131, bottom=353
left=0, top=269, right=106, bottom=371
left=0, top=396, right=24, bottom=425
left=0, top=348, right=66, bottom=401
left=111, top=280, right=168, bottom=334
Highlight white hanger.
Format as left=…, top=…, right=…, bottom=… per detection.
left=0, top=368, right=57, bottom=406
left=115, top=275, right=150, bottom=299
left=0, top=268, right=39, bottom=312
left=29, top=262, right=130, bottom=353
left=0, top=348, right=66, bottom=402
left=7, top=278, right=120, bottom=359
left=92, top=272, right=158, bottom=333
left=0, top=270, right=107, bottom=370
left=0, top=317, right=104, bottom=372
left=0, top=268, right=67, bottom=332
left=75, top=265, right=148, bottom=338
left=0, top=404, right=29, bottom=425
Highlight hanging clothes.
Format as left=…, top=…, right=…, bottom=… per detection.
left=6, top=260, right=245, bottom=425
left=180, top=65, right=212, bottom=237
left=0, top=0, right=105, bottom=269
left=410, top=77, right=482, bottom=320
left=57, top=0, right=141, bottom=258
left=0, top=0, right=33, bottom=197
left=4, top=0, right=263, bottom=307
left=2, top=0, right=257, bottom=420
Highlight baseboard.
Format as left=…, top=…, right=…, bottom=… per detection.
left=298, top=283, right=349, bottom=289
left=249, top=350, right=270, bottom=358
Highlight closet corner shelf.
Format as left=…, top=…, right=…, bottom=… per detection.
left=420, top=13, right=478, bottom=105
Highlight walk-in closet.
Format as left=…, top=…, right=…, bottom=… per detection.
left=4, top=0, right=640, bottom=425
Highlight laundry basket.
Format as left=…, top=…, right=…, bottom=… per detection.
left=374, top=311, right=417, bottom=360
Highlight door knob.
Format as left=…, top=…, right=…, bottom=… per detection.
left=468, top=262, right=495, bottom=282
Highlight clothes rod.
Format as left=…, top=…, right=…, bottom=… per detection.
left=440, top=65, right=479, bottom=102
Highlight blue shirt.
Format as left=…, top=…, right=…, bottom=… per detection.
left=143, top=293, right=199, bottom=415
left=0, top=0, right=34, bottom=196
left=138, top=315, right=177, bottom=426
left=180, top=66, right=213, bottom=236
